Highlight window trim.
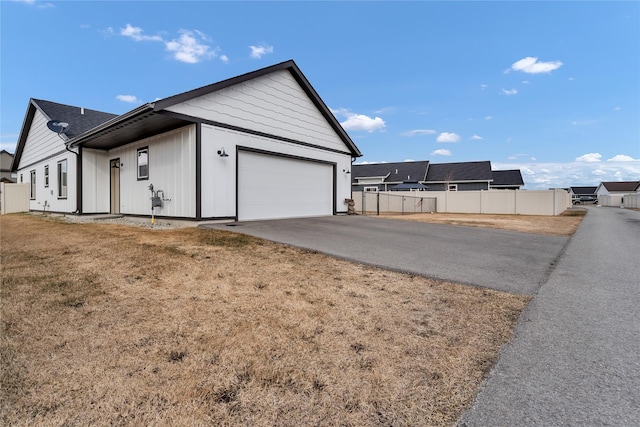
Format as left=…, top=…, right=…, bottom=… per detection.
left=30, top=170, right=36, bottom=200
left=364, top=186, right=379, bottom=193
left=44, top=165, right=49, bottom=188
left=57, top=160, right=68, bottom=199
left=448, top=184, right=458, bottom=191
left=137, top=147, right=149, bottom=181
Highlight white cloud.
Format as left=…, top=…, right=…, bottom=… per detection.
left=508, top=56, right=563, bottom=74
left=341, top=114, right=386, bottom=132
left=120, top=24, right=163, bottom=42
left=249, top=44, right=274, bottom=59
left=607, top=154, right=638, bottom=162
left=402, top=129, right=436, bottom=137
left=17, top=0, right=54, bottom=8
left=501, top=88, right=518, bottom=95
left=480, top=84, right=488, bottom=90
left=166, top=30, right=217, bottom=63
left=431, top=149, right=452, bottom=156
left=332, top=108, right=386, bottom=132
left=493, top=159, right=640, bottom=190
left=118, top=24, right=218, bottom=64
left=470, top=134, right=483, bottom=140
left=614, top=106, right=621, bottom=111
left=220, top=55, right=229, bottom=63
left=522, top=80, right=530, bottom=84
left=116, top=95, right=140, bottom=103
left=576, top=153, right=602, bottom=162
left=436, top=132, right=460, bottom=143
left=485, top=116, right=493, bottom=120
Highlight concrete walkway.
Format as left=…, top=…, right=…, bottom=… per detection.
left=459, top=206, right=640, bottom=426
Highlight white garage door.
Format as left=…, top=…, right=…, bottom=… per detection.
left=238, top=151, right=334, bottom=221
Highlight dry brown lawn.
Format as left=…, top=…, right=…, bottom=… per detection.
left=1, top=214, right=530, bottom=426
left=374, top=209, right=585, bottom=236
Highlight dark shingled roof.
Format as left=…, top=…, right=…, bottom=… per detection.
left=425, top=161, right=493, bottom=182
left=352, top=161, right=430, bottom=183
left=492, top=170, right=524, bottom=187
left=33, top=99, right=118, bottom=139
left=600, top=181, right=640, bottom=192
left=570, top=186, right=597, bottom=195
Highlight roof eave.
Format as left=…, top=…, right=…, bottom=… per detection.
left=68, top=103, right=155, bottom=148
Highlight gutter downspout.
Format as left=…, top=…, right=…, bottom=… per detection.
left=64, top=143, right=82, bottom=214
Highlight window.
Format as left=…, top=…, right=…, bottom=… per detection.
left=44, top=165, right=49, bottom=187
left=30, top=170, right=36, bottom=199
left=57, top=160, right=67, bottom=198
left=448, top=184, right=458, bottom=191
left=364, top=187, right=379, bottom=193
left=137, top=147, right=149, bottom=180
left=20, top=174, right=23, bottom=183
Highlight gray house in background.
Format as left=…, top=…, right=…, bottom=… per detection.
left=491, top=170, right=525, bottom=190
left=423, top=161, right=493, bottom=191
left=352, top=160, right=524, bottom=192
left=351, top=161, right=429, bottom=192
left=1, top=150, right=16, bottom=183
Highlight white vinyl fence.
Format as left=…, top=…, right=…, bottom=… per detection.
left=599, top=193, right=640, bottom=209
left=353, top=189, right=571, bottom=216
left=0, top=183, right=30, bottom=215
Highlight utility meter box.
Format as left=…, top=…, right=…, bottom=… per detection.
left=151, top=196, right=162, bottom=208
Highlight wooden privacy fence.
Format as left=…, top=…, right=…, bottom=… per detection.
left=353, top=189, right=571, bottom=216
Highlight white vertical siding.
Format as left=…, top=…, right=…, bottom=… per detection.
left=166, top=70, right=349, bottom=153
left=201, top=124, right=353, bottom=218
left=82, top=149, right=110, bottom=213
left=109, top=125, right=196, bottom=217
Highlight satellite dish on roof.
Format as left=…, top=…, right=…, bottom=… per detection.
left=47, top=120, right=69, bottom=134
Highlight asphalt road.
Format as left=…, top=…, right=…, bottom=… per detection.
left=459, top=206, right=640, bottom=426
left=202, top=214, right=568, bottom=295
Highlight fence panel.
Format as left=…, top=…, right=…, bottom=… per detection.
left=1, top=183, right=30, bottom=215
left=353, top=189, right=571, bottom=216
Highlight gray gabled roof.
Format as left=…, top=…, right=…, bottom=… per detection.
left=352, top=161, right=430, bottom=184
left=69, top=60, right=361, bottom=157
left=599, top=181, right=640, bottom=193
left=11, top=99, right=117, bottom=172
left=425, top=161, right=493, bottom=182
left=492, top=169, right=524, bottom=187
left=570, top=186, right=597, bottom=195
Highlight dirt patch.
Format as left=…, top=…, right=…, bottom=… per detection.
left=373, top=210, right=585, bottom=236
left=1, top=214, right=529, bottom=426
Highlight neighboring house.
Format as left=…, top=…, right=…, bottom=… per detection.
left=352, top=160, right=524, bottom=191
left=423, top=161, right=494, bottom=191
left=351, top=161, right=429, bottom=192
left=1, top=150, right=16, bottom=183
left=490, top=169, right=524, bottom=190
left=570, top=186, right=597, bottom=199
left=596, top=181, right=640, bottom=197
left=12, top=60, right=362, bottom=221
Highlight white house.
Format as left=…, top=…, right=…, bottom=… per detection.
left=11, top=60, right=362, bottom=221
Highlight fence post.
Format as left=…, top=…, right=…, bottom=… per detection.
left=377, top=191, right=380, bottom=216
left=362, top=191, right=366, bottom=215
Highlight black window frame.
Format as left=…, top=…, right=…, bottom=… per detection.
left=57, top=160, right=68, bottom=199
left=44, top=165, right=49, bottom=188
left=137, top=147, right=149, bottom=181
left=30, top=170, right=36, bottom=200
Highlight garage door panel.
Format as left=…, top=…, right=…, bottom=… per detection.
left=238, top=151, right=333, bottom=221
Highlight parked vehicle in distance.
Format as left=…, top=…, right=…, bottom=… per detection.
left=573, top=195, right=598, bottom=204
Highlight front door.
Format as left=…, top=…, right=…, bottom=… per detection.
left=110, top=159, right=120, bottom=214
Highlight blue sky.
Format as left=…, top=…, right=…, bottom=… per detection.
left=2, top=0, right=638, bottom=189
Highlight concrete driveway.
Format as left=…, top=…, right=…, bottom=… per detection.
left=202, top=215, right=568, bottom=295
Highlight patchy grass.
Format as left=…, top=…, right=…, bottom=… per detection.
left=1, top=214, right=530, bottom=426
left=374, top=211, right=584, bottom=236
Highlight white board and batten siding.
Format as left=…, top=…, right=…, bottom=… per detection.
left=107, top=125, right=196, bottom=217
left=201, top=125, right=353, bottom=220
left=17, top=109, right=77, bottom=213
left=82, top=149, right=111, bottom=214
